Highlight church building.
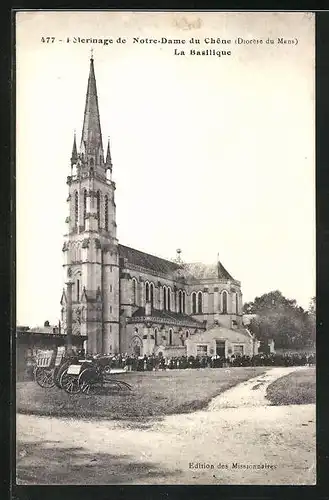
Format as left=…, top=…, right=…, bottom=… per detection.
left=60, top=55, right=254, bottom=358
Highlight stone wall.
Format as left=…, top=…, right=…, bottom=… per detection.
left=120, top=267, right=243, bottom=333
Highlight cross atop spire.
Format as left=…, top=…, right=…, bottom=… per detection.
left=90, top=47, right=94, bottom=60
left=80, top=56, right=104, bottom=167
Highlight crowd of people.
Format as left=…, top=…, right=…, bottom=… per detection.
left=24, top=347, right=315, bottom=380
left=74, top=350, right=316, bottom=372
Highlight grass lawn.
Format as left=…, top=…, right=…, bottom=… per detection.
left=266, top=367, right=316, bottom=406
left=17, top=367, right=267, bottom=420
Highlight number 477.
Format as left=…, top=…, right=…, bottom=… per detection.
left=41, top=37, right=55, bottom=43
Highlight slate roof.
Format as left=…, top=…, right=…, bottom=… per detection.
left=119, top=245, right=234, bottom=281
left=131, top=307, right=203, bottom=326
left=119, top=245, right=180, bottom=275
left=17, top=325, right=61, bottom=335
left=183, top=262, right=234, bottom=281
left=217, top=261, right=234, bottom=280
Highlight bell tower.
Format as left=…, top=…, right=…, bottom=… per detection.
left=61, top=54, right=120, bottom=355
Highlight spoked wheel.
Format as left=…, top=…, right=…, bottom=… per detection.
left=35, top=367, right=55, bottom=388
left=54, top=362, right=71, bottom=389
left=59, top=368, right=81, bottom=394
left=78, top=367, right=100, bottom=395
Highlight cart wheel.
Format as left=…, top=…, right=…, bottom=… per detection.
left=54, top=362, right=70, bottom=389
left=59, top=368, right=81, bottom=394
left=78, top=367, right=99, bottom=394
left=35, top=367, right=55, bottom=388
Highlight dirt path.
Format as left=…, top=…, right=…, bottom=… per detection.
left=16, top=367, right=316, bottom=485
left=208, top=365, right=306, bottom=409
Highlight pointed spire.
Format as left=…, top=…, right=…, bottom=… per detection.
left=80, top=56, right=104, bottom=164
left=60, top=288, right=67, bottom=305
left=71, top=131, right=78, bottom=165
left=105, top=137, right=112, bottom=169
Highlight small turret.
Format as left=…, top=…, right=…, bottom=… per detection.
left=105, top=137, right=113, bottom=171
left=70, top=131, right=78, bottom=166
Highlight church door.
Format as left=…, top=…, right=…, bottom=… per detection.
left=134, top=345, right=141, bottom=356
left=216, top=340, right=226, bottom=357
left=131, top=335, right=142, bottom=356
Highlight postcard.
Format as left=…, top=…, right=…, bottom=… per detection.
left=15, top=11, right=315, bottom=485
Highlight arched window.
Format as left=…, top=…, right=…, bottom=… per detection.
left=104, top=195, right=109, bottom=231
left=76, top=243, right=81, bottom=262
left=132, top=278, right=137, bottom=304
left=178, top=290, right=182, bottom=314
left=163, top=286, right=167, bottom=310
left=145, top=282, right=150, bottom=302
left=222, top=291, right=228, bottom=314
left=235, top=292, right=239, bottom=314
left=197, top=291, right=203, bottom=313
left=96, top=191, right=101, bottom=228
left=183, top=292, right=186, bottom=313
left=169, top=328, right=173, bottom=345
left=192, top=292, right=197, bottom=314
left=74, top=191, right=78, bottom=226
left=76, top=279, right=80, bottom=301
left=154, top=328, right=158, bottom=346
left=186, top=330, right=189, bottom=338
left=167, top=288, right=171, bottom=311
left=83, top=189, right=87, bottom=228
left=150, top=283, right=154, bottom=307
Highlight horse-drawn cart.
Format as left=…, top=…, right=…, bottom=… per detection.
left=34, top=350, right=56, bottom=388
left=34, top=347, right=77, bottom=389
left=34, top=348, right=67, bottom=388
left=60, top=358, right=133, bottom=394
left=34, top=350, right=132, bottom=395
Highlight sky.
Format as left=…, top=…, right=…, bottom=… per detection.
left=16, top=11, right=315, bottom=326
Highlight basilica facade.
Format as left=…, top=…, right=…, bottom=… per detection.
left=60, top=56, right=246, bottom=357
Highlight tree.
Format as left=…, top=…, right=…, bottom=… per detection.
left=243, top=290, right=296, bottom=314
left=308, top=296, right=316, bottom=315
left=307, top=296, right=316, bottom=344
left=244, top=291, right=315, bottom=349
